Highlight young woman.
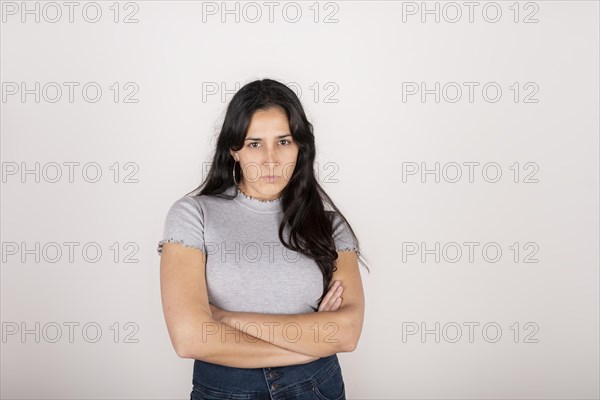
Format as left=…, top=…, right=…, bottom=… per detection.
left=158, top=78, right=369, bottom=400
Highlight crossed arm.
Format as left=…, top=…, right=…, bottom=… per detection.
left=209, top=251, right=365, bottom=358
left=161, top=244, right=364, bottom=368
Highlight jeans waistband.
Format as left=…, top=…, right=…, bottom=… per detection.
left=192, top=353, right=339, bottom=394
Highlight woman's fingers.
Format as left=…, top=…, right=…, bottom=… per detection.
left=318, top=281, right=344, bottom=312
left=319, top=281, right=339, bottom=311
left=318, top=281, right=336, bottom=311
left=321, top=281, right=340, bottom=307
left=329, top=287, right=344, bottom=311
left=333, top=296, right=343, bottom=310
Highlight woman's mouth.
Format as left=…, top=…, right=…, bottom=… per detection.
left=262, top=176, right=279, bottom=183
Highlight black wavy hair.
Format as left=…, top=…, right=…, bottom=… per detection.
left=186, top=78, right=370, bottom=310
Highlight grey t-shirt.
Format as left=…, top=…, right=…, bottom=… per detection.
left=157, top=185, right=358, bottom=314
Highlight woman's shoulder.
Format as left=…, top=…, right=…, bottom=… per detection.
left=169, top=186, right=236, bottom=213
left=324, top=210, right=358, bottom=252
left=324, top=209, right=345, bottom=224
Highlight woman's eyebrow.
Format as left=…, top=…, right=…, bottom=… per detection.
left=245, top=134, right=291, bottom=141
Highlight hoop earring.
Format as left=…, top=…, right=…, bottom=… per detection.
left=232, top=160, right=239, bottom=186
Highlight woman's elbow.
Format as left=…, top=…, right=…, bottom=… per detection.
left=338, top=312, right=364, bottom=352
left=173, top=336, right=210, bottom=359
left=168, top=313, right=217, bottom=359
left=170, top=324, right=208, bottom=359
left=174, top=341, right=190, bottom=358
left=170, top=330, right=194, bottom=358
left=338, top=334, right=359, bottom=353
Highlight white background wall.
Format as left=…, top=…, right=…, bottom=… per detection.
left=1, top=1, right=598, bottom=399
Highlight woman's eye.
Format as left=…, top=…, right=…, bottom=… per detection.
left=248, top=140, right=290, bottom=148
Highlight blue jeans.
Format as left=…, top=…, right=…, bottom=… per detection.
left=190, top=353, right=346, bottom=400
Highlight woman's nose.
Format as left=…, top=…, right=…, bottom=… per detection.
left=264, top=147, right=279, bottom=163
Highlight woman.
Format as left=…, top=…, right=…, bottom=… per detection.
left=158, top=78, right=369, bottom=400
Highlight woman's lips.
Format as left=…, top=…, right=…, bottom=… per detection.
left=262, top=176, right=279, bottom=182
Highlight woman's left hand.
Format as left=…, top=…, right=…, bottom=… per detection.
left=318, top=280, right=344, bottom=312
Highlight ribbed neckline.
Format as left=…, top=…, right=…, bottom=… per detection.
left=226, top=185, right=283, bottom=214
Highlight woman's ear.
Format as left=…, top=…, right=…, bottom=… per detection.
left=229, top=149, right=238, bottom=161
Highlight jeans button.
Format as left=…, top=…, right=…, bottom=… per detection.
left=269, top=371, right=276, bottom=379
left=271, top=383, right=279, bottom=390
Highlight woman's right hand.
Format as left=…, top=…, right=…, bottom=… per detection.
left=318, top=280, right=344, bottom=312
left=297, top=281, right=344, bottom=365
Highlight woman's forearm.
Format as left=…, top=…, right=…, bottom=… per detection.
left=183, top=317, right=320, bottom=368
left=200, top=281, right=348, bottom=362
left=219, top=310, right=349, bottom=358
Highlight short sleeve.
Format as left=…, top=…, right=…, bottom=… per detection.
left=157, top=196, right=205, bottom=256
left=330, top=212, right=358, bottom=252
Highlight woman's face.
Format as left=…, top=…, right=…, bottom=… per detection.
left=230, top=107, right=299, bottom=200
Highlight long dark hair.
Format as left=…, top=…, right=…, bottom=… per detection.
left=186, top=78, right=370, bottom=309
